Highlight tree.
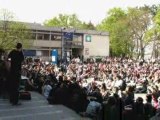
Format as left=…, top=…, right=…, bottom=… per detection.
left=149, top=4, right=160, bottom=16
left=97, top=8, right=132, bottom=57
left=0, top=9, right=31, bottom=50
left=81, top=21, right=96, bottom=30
left=147, top=6, right=160, bottom=58
left=44, top=14, right=96, bottom=30
left=97, top=5, right=160, bottom=59
left=127, top=7, right=153, bottom=59
left=154, top=8, right=160, bottom=27
left=44, top=14, right=82, bottom=28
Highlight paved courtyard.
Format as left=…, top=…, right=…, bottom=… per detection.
left=0, top=92, right=90, bottom=120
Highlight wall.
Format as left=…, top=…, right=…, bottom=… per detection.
left=33, top=40, right=61, bottom=48
left=83, top=34, right=109, bottom=59
left=27, top=28, right=109, bottom=61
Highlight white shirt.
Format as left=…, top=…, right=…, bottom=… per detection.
left=43, top=85, right=52, bottom=99
left=114, top=79, right=123, bottom=88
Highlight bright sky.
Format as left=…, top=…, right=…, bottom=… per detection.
left=0, top=0, right=160, bottom=25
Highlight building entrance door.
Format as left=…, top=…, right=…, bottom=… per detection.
left=72, top=48, right=83, bottom=59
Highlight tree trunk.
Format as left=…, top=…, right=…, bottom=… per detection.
left=140, top=39, right=144, bottom=59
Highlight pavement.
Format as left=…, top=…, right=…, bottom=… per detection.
left=0, top=92, right=91, bottom=120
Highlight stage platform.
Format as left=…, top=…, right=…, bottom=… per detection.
left=0, top=92, right=90, bottom=120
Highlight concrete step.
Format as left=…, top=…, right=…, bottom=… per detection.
left=0, top=92, right=91, bottom=120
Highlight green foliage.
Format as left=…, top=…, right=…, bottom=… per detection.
left=81, top=21, right=96, bottom=30
left=44, top=14, right=82, bottom=28
left=97, top=8, right=132, bottom=57
left=0, top=9, right=31, bottom=50
left=97, top=5, right=160, bottom=58
left=155, top=9, right=160, bottom=27
left=44, top=14, right=96, bottom=30
left=149, top=4, right=160, bottom=16
left=127, top=7, right=152, bottom=58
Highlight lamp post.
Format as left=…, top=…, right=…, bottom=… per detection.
left=61, top=27, right=66, bottom=63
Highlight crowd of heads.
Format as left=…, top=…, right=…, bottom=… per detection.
left=20, top=57, right=160, bottom=119
left=1, top=54, right=160, bottom=119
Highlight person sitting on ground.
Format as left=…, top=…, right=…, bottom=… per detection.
left=133, top=97, right=145, bottom=120
left=144, top=94, right=156, bottom=120
left=42, top=80, right=52, bottom=99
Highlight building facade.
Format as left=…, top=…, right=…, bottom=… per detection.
left=24, top=23, right=109, bottom=61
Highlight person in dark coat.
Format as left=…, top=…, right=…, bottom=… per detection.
left=0, top=49, right=8, bottom=97
left=144, top=94, right=156, bottom=120
left=8, top=43, right=24, bottom=105
left=103, top=96, right=119, bottom=120
left=133, top=97, right=145, bottom=120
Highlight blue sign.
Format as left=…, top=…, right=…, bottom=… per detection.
left=23, top=50, right=36, bottom=56
left=64, top=32, right=73, bottom=40
left=51, top=49, right=58, bottom=64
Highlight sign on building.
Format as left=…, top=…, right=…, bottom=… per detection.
left=85, top=48, right=89, bottom=55
left=51, top=49, right=58, bottom=64
left=85, top=35, right=91, bottom=42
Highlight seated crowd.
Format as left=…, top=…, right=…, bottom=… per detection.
left=1, top=56, right=160, bottom=120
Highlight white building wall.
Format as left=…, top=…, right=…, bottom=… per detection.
left=83, top=34, right=109, bottom=59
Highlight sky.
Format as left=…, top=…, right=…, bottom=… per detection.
left=0, top=0, right=160, bottom=25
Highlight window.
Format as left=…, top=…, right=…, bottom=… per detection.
left=44, top=34, right=50, bottom=40
left=37, top=34, right=43, bottom=40
left=51, top=35, right=56, bottom=40
left=51, top=35, right=61, bottom=40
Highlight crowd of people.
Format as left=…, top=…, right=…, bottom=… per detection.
left=1, top=51, right=160, bottom=119
left=21, top=57, right=160, bottom=120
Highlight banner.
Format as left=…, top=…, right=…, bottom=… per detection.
left=51, top=49, right=58, bottom=64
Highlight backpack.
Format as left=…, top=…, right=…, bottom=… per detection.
left=19, top=91, right=31, bottom=100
